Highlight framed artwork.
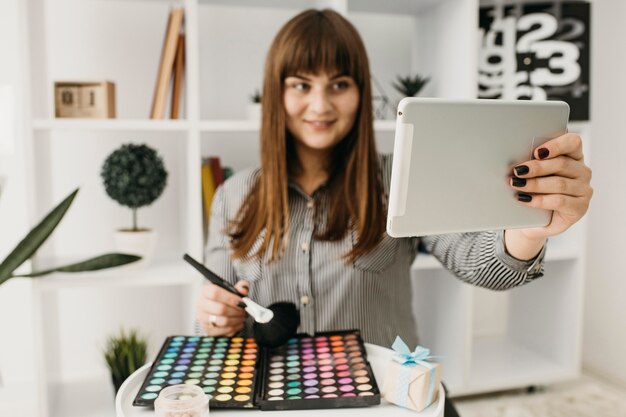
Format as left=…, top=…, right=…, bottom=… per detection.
left=478, top=0, right=590, bottom=121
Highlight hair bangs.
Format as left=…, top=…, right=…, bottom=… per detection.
left=280, top=12, right=363, bottom=84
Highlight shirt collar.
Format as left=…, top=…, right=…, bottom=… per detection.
left=287, top=177, right=328, bottom=199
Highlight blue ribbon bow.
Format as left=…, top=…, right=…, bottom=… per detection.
left=391, top=336, right=441, bottom=409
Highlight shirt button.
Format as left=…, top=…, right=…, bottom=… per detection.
left=301, top=242, right=310, bottom=252
left=300, top=295, right=310, bottom=305
left=306, top=200, right=314, bottom=209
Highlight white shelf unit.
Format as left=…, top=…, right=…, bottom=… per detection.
left=29, top=261, right=200, bottom=417
left=16, top=0, right=589, bottom=415
left=32, top=119, right=191, bottom=132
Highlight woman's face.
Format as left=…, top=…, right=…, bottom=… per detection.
left=283, top=72, right=360, bottom=154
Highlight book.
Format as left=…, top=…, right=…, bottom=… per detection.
left=208, top=156, right=224, bottom=187
left=170, top=33, right=185, bottom=119
left=222, top=166, right=234, bottom=180
left=201, top=159, right=216, bottom=241
left=150, top=7, right=184, bottom=119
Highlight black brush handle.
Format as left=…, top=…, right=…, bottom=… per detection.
left=183, top=253, right=244, bottom=297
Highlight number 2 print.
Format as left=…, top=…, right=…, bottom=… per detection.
left=478, top=1, right=590, bottom=121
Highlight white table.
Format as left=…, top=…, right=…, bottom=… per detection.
left=116, top=343, right=445, bottom=417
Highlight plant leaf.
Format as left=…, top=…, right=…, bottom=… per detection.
left=10, top=253, right=142, bottom=278
left=103, top=327, right=148, bottom=383
left=392, top=74, right=430, bottom=97
left=0, top=188, right=79, bottom=283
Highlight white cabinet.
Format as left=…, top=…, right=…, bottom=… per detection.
left=13, top=0, right=588, bottom=415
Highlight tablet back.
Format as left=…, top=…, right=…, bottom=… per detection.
left=387, top=98, right=569, bottom=237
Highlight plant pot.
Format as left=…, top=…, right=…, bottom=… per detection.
left=247, top=102, right=262, bottom=121
left=111, top=375, right=126, bottom=394
left=113, top=228, right=157, bottom=267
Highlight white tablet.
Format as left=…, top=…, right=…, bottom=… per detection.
left=387, top=97, right=569, bottom=237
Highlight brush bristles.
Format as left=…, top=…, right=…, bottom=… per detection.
left=252, top=302, right=300, bottom=347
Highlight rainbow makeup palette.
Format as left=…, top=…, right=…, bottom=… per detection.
left=133, top=335, right=259, bottom=408
left=133, top=330, right=380, bottom=411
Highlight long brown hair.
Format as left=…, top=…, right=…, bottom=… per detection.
left=228, top=9, right=385, bottom=263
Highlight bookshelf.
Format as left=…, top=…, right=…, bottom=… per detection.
left=10, top=0, right=590, bottom=415
left=32, top=119, right=191, bottom=132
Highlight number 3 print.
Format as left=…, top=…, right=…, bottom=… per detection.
left=517, top=13, right=581, bottom=87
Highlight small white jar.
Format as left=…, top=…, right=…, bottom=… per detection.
left=154, top=384, right=209, bottom=417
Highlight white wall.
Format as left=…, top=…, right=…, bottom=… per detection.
left=0, top=0, right=37, bottom=387
left=583, top=0, right=626, bottom=386
left=0, top=0, right=31, bottom=258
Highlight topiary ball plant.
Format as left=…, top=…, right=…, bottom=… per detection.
left=101, top=143, right=168, bottom=231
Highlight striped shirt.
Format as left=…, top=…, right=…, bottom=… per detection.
left=203, top=154, right=545, bottom=348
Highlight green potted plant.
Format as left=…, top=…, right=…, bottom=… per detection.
left=0, top=188, right=141, bottom=390
left=247, top=89, right=262, bottom=120
left=101, top=143, right=168, bottom=265
left=392, top=73, right=430, bottom=98
left=104, top=328, right=148, bottom=393
left=0, top=187, right=140, bottom=286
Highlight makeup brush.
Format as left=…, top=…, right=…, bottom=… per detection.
left=183, top=254, right=273, bottom=322
left=183, top=254, right=299, bottom=347
left=252, top=301, right=300, bottom=348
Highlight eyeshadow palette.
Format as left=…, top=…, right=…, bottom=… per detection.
left=133, top=335, right=259, bottom=408
left=256, top=330, right=379, bottom=410
left=133, top=330, right=380, bottom=411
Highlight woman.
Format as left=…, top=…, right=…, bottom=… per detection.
left=197, top=4, right=592, bottom=385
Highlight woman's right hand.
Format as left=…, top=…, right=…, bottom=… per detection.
left=196, top=280, right=249, bottom=337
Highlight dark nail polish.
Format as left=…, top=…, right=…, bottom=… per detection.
left=237, top=301, right=246, bottom=309
left=518, top=193, right=532, bottom=202
left=515, top=165, right=529, bottom=176
left=538, top=147, right=550, bottom=159
left=512, top=177, right=527, bottom=187
left=241, top=284, right=249, bottom=291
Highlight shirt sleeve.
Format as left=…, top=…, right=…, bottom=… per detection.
left=204, top=185, right=239, bottom=286
left=420, top=230, right=546, bottom=291
left=196, top=185, right=241, bottom=336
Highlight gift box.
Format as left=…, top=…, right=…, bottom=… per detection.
left=381, top=337, right=443, bottom=412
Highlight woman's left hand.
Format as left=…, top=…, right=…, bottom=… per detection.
left=510, top=132, right=593, bottom=240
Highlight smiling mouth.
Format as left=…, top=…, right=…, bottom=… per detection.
left=305, top=120, right=336, bottom=129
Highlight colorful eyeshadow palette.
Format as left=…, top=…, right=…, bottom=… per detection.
left=133, top=335, right=259, bottom=408
left=256, top=330, right=380, bottom=410
left=133, top=330, right=380, bottom=411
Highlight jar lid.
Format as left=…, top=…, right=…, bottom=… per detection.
left=154, top=384, right=209, bottom=411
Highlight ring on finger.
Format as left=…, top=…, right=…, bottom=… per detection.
left=209, top=314, right=219, bottom=328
